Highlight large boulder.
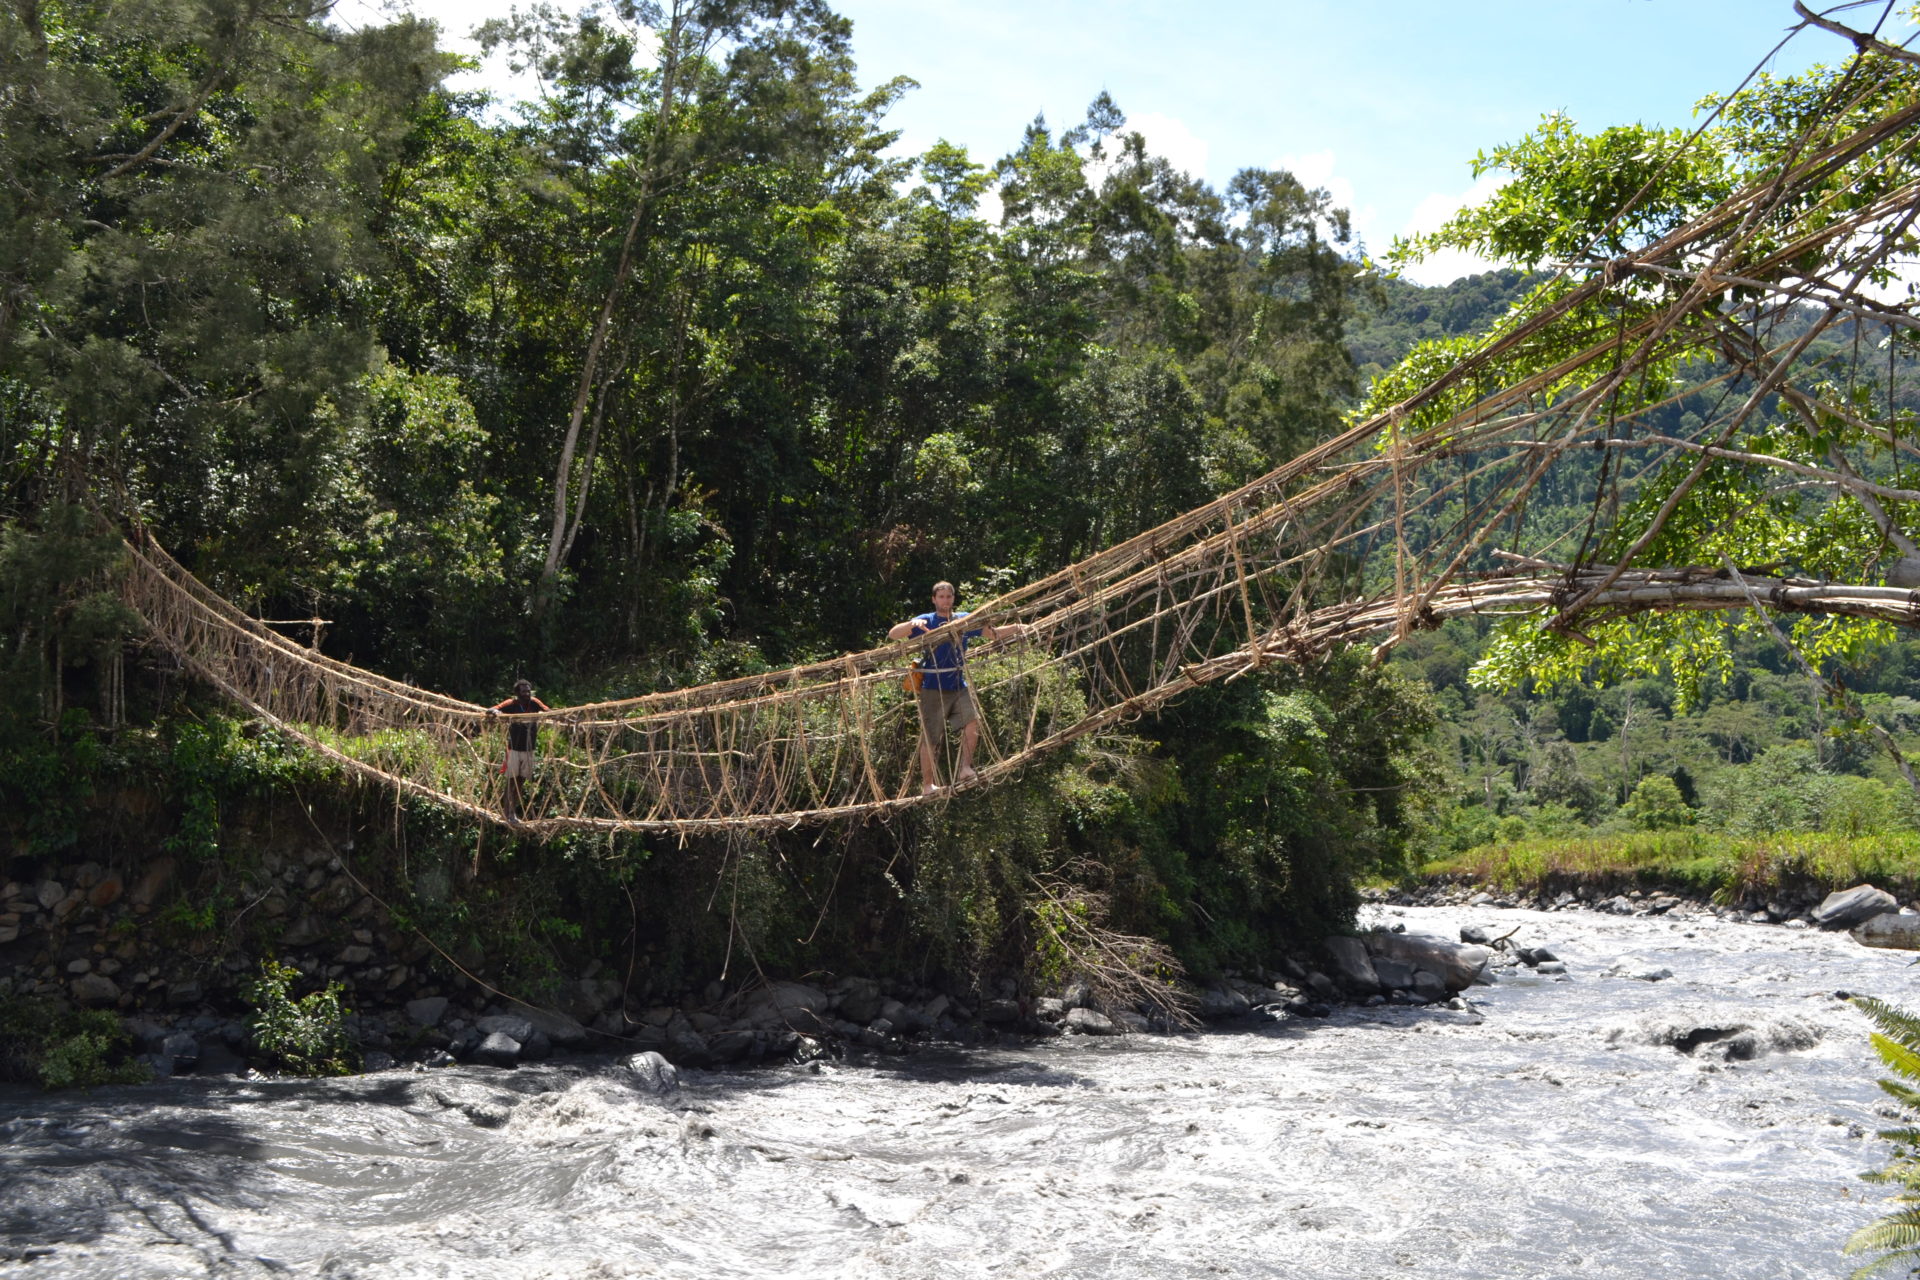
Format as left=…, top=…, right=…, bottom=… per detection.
left=1199, top=986, right=1252, bottom=1019
left=470, top=1031, right=523, bottom=1067
left=475, top=1014, right=536, bottom=1044
left=1321, top=937, right=1381, bottom=993
left=836, top=978, right=885, bottom=1024
left=622, top=1050, right=681, bottom=1095
left=69, top=974, right=121, bottom=1005
left=666, top=1030, right=713, bottom=1067
left=1362, top=932, right=1491, bottom=993
left=405, top=997, right=450, bottom=1029
left=736, top=982, right=832, bottom=1035
left=1812, top=885, right=1898, bottom=930
left=1063, top=1008, right=1121, bottom=1036
left=1853, top=912, right=1920, bottom=950
left=505, top=1001, right=589, bottom=1048
left=1371, top=956, right=1415, bottom=991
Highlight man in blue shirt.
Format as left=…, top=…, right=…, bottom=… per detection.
left=887, top=581, right=1024, bottom=796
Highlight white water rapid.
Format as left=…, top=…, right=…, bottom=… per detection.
left=3, top=902, right=1915, bottom=1278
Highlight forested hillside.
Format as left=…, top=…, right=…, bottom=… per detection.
left=1347, top=261, right=1920, bottom=858
left=0, top=0, right=1439, bottom=1001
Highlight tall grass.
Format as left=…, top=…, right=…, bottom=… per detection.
left=1423, top=830, right=1920, bottom=902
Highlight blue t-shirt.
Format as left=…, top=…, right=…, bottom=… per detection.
left=912, top=611, right=984, bottom=691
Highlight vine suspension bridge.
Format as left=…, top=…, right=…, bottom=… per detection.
left=117, top=11, right=1920, bottom=837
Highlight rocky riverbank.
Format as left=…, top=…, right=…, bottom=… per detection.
left=3, top=844, right=1505, bottom=1081
left=1379, top=877, right=1920, bottom=925
left=11, top=835, right=1893, bottom=1085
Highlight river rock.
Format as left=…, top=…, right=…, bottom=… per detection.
left=70, top=973, right=120, bottom=1005
left=1363, top=932, right=1492, bottom=992
left=1460, top=924, right=1494, bottom=945
left=1409, top=970, right=1450, bottom=1004
left=1063, top=1008, right=1120, bottom=1036
left=1322, top=937, right=1381, bottom=993
left=707, top=1029, right=755, bottom=1062
left=279, top=915, right=326, bottom=948
left=35, top=881, right=64, bottom=910
left=476, top=1014, right=536, bottom=1044
left=130, top=859, right=174, bottom=908
left=981, top=999, right=1020, bottom=1023
left=1516, top=946, right=1558, bottom=966
left=1200, top=986, right=1252, bottom=1018
left=406, top=996, right=450, bottom=1028
left=506, top=1002, right=589, bottom=1048
left=1060, top=979, right=1092, bottom=1010
left=737, top=982, right=832, bottom=1035
left=88, top=873, right=124, bottom=909
left=836, top=978, right=884, bottom=1024
left=1604, top=958, right=1673, bottom=982
left=1812, top=885, right=1898, bottom=930
left=1371, top=957, right=1415, bottom=990
left=1614, top=1012, right=1821, bottom=1060
left=1853, top=912, right=1920, bottom=950
left=1535, top=960, right=1568, bottom=975
left=159, top=1032, right=200, bottom=1073
left=622, top=1051, right=680, bottom=1095
left=471, top=1031, right=523, bottom=1067
left=667, top=1030, right=713, bottom=1067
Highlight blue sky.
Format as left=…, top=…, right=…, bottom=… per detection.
left=336, top=0, right=1899, bottom=283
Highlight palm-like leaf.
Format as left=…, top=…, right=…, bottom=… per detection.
left=1847, top=1205, right=1920, bottom=1278
left=1855, top=998, right=1920, bottom=1050
left=1851, top=1000, right=1920, bottom=1276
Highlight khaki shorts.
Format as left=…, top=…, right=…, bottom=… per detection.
left=503, top=749, right=535, bottom=779
left=915, top=686, right=978, bottom=746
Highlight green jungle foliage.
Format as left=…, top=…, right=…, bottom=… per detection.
left=4, top=1, right=1920, bottom=1003
left=0, top=0, right=1408, bottom=989
left=242, top=958, right=357, bottom=1076
left=0, top=997, right=148, bottom=1089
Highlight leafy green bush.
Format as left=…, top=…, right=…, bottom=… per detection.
left=242, top=959, right=357, bottom=1076
left=0, top=998, right=148, bottom=1090
left=1623, top=775, right=1693, bottom=831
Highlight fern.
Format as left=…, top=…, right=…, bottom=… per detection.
left=1856, top=998, right=1920, bottom=1047
left=1849, top=998, right=1920, bottom=1276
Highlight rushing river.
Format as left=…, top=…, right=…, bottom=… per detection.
left=4, top=902, right=1917, bottom=1279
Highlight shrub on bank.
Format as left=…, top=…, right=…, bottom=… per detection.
left=0, top=998, right=149, bottom=1089
left=242, top=959, right=357, bottom=1076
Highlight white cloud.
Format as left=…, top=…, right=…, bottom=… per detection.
left=1126, top=111, right=1209, bottom=180
left=1275, top=149, right=1376, bottom=252
left=329, top=0, right=652, bottom=107
left=1392, top=170, right=1511, bottom=286
left=975, top=184, right=1006, bottom=227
